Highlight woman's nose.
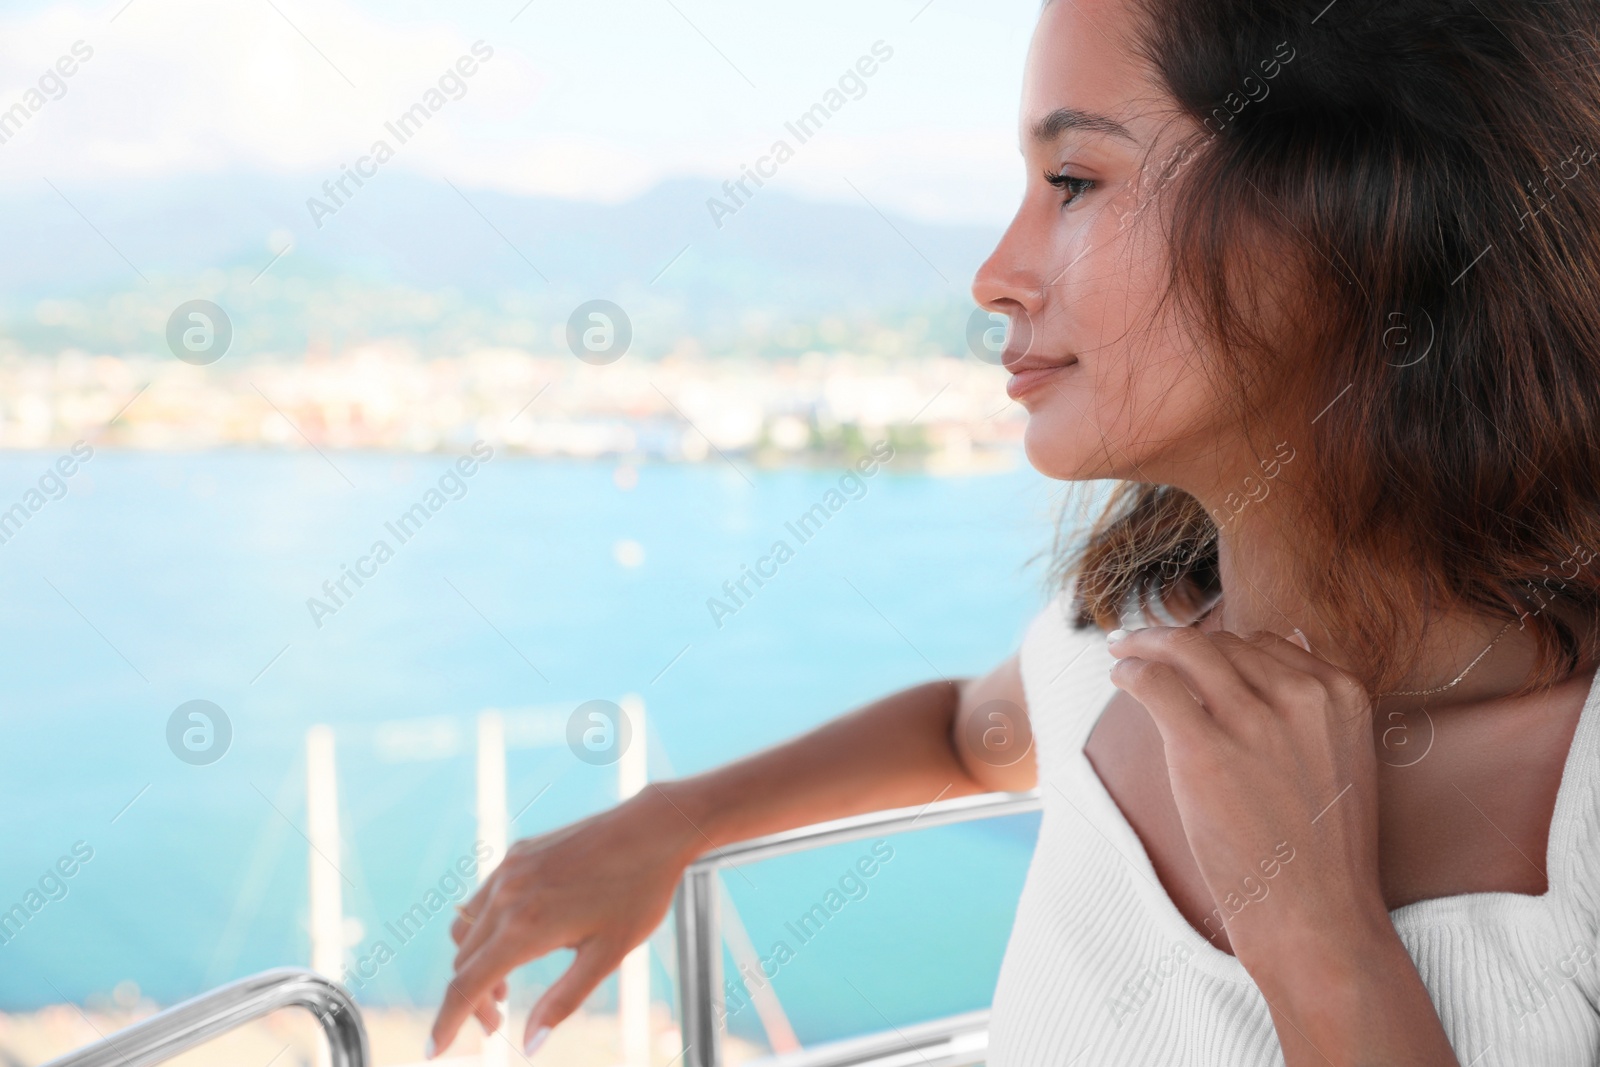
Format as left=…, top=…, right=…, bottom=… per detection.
left=972, top=209, right=1049, bottom=324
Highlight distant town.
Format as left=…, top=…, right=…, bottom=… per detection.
left=0, top=345, right=1025, bottom=473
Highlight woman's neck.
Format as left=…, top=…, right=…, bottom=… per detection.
left=1210, top=519, right=1546, bottom=711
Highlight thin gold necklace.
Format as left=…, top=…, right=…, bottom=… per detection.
left=1375, top=620, right=1514, bottom=698
left=1197, top=595, right=1515, bottom=700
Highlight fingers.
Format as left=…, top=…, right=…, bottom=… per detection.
left=485, top=981, right=509, bottom=1033
left=442, top=887, right=508, bottom=1047
left=522, top=942, right=619, bottom=1056
left=473, top=999, right=501, bottom=1035
left=451, top=877, right=497, bottom=947
left=456, top=977, right=510, bottom=1048
left=454, top=882, right=510, bottom=969
left=430, top=935, right=522, bottom=1058
left=1206, top=632, right=1301, bottom=702
left=1217, top=629, right=1367, bottom=709
left=1106, top=632, right=1217, bottom=747
left=472, top=981, right=509, bottom=1033
left=1106, top=626, right=1266, bottom=730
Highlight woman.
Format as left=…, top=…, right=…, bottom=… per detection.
left=429, top=0, right=1600, bottom=1060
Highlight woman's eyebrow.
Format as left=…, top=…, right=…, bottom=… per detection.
left=1030, top=106, right=1138, bottom=145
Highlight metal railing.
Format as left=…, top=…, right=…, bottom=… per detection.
left=675, top=789, right=1042, bottom=1067
left=40, top=968, right=368, bottom=1067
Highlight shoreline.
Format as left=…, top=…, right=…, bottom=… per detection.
left=0, top=349, right=1024, bottom=465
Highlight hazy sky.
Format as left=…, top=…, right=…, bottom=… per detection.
left=0, top=0, right=1041, bottom=225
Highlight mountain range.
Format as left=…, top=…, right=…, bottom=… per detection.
left=0, top=173, right=1004, bottom=357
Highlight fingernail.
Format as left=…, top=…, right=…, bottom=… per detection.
left=1291, top=627, right=1310, bottom=651
left=524, top=1026, right=551, bottom=1057
left=423, top=1037, right=436, bottom=1060
left=1106, top=628, right=1129, bottom=644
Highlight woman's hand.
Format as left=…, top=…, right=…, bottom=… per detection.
left=420, top=673, right=1001, bottom=1060
left=1104, top=624, right=1385, bottom=960
left=428, top=785, right=701, bottom=1059
left=1104, top=625, right=1460, bottom=1065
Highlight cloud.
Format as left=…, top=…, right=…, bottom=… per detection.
left=0, top=0, right=1032, bottom=225
left=0, top=1, right=546, bottom=177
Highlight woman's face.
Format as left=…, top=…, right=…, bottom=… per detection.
left=973, top=0, right=1230, bottom=491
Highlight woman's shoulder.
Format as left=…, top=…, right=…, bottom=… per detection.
left=1016, top=581, right=1112, bottom=724
left=1016, top=578, right=1214, bottom=743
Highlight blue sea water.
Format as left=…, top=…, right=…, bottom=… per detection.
left=0, top=449, right=1102, bottom=1048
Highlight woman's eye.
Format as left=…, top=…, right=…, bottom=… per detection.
left=1044, top=169, right=1095, bottom=208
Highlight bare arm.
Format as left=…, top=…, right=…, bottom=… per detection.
left=428, top=654, right=1033, bottom=1057
left=669, top=652, right=1034, bottom=849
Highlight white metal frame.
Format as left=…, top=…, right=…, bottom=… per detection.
left=39, top=968, right=368, bottom=1067
left=674, top=790, right=1042, bottom=1067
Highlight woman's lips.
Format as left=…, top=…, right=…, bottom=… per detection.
left=1005, top=359, right=1078, bottom=400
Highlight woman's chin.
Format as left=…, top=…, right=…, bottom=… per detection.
left=1022, top=421, right=1106, bottom=481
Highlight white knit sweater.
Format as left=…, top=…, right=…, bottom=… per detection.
left=986, top=590, right=1600, bottom=1066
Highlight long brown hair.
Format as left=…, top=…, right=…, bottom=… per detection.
left=1052, top=0, right=1600, bottom=696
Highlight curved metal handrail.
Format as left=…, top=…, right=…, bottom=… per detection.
left=743, top=1009, right=990, bottom=1067
left=675, top=789, right=1041, bottom=1067
left=686, top=789, right=1044, bottom=874
left=40, top=968, right=368, bottom=1067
